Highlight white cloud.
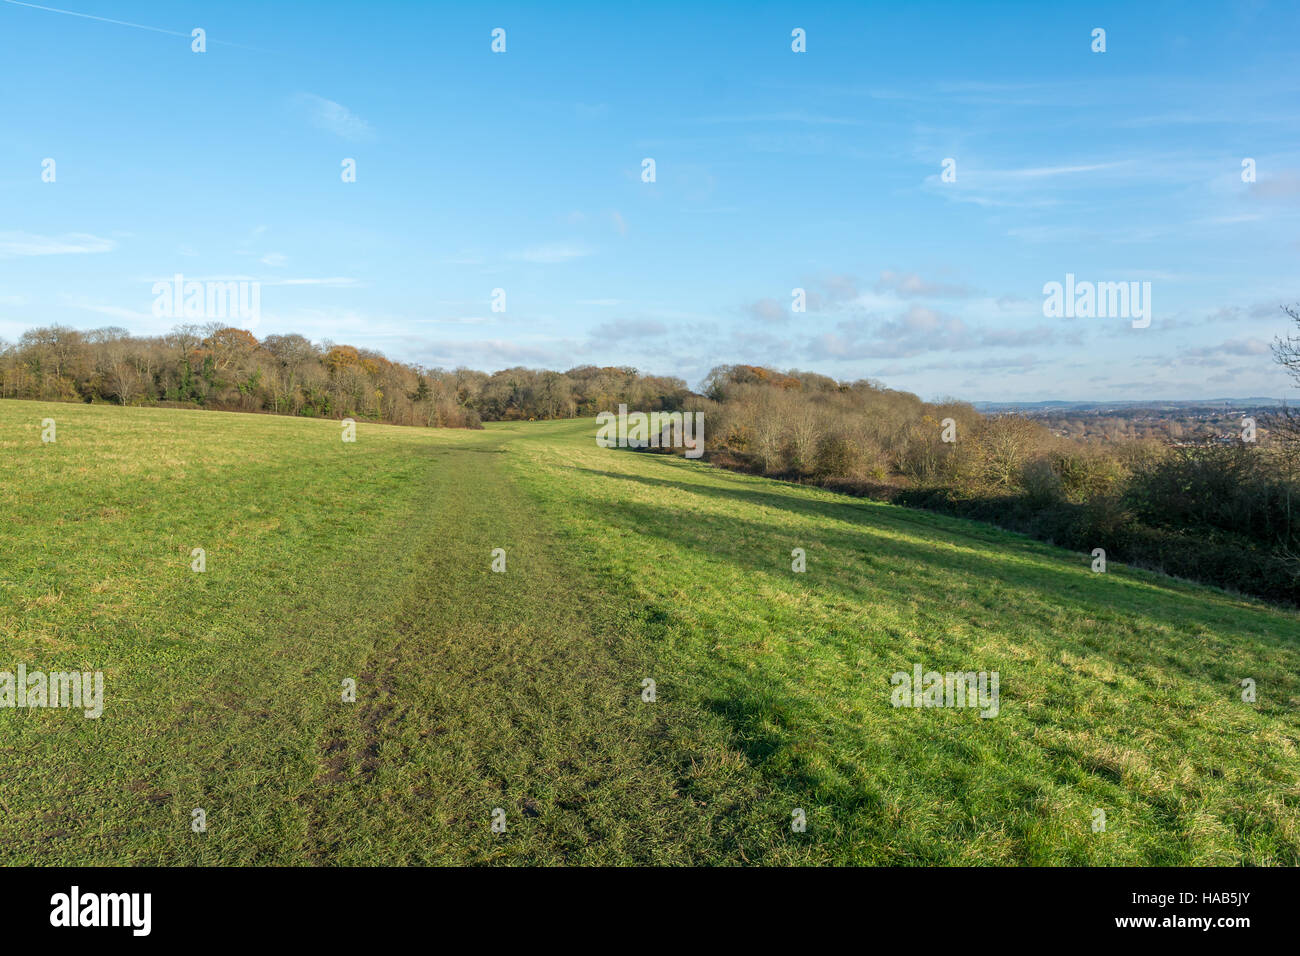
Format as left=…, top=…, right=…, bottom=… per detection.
left=514, top=243, right=592, bottom=264
left=410, top=338, right=571, bottom=367
left=68, top=300, right=154, bottom=322
left=746, top=298, right=788, bottom=323
left=875, top=270, right=975, bottom=298
left=0, top=232, right=117, bottom=257
left=1180, top=337, right=1273, bottom=363
left=590, top=318, right=667, bottom=339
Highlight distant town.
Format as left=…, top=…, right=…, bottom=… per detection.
left=975, top=399, right=1286, bottom=444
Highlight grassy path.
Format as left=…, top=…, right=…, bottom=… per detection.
left=0, top=404, right=768, bottom=864
left=2, top=402, right=1298, bottom=864
left=299, top=426, right=767, bottom=864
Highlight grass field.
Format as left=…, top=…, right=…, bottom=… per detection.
left=2, top=399, right=1298, bottom=865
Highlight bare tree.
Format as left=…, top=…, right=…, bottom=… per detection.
left=979, top=414, right=1044, bottom=488
left=786, top=402, right=823, bottom=475
left=98, top=333, right=141, bottom=405
left=1271, top=304, right=1300, bottom=382
left=1268, top=305, right=1300, bottom=474
left=263, top=333, right=318, bottom=413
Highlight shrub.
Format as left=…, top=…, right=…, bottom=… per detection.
left=1053, top=449, right=1125, bottom=502
left=1124, top=444, right=1300, bottom=551
left=814, top=434, right=862, bottom=479
left=1020, top=457, right=1064, bottom=506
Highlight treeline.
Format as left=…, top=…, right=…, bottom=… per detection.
left=0, top=324, right=690, bottom=427
left=688, top=364, right=1300, bottom=605
left=7, top=325, right=1298, bottom=604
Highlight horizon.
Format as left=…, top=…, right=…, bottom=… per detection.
left=1, top=0, right=1298, bottom=403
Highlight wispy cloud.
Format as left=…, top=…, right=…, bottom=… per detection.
left=998, top=162, right=1131, bottom=179
left=143, top=273, right=358, bottom=288
left=65, top=298, right=154, bottom=322
left=514, top=242, right=592, bottom=264
left=923, top=160, right=1137, bottom=210
left=806, top=304, right=1070, bottom=362
left=275, top=277, right=359, bottom=287
left=0, top=231, right=116, bottom=256
left=1178, top=337, right=1273, bottom=364
left=410, top=338, right=571, bottom=367
left=746, top=298, right=788, bottom=323
left=590, top=318, right=667, bottom=339
left=1252, top=170, right=1300, bottom=201
left=875, top=270, right=975, bottom=298
left=691, top=112, right=863, bottom=126
left=442, top=252, right=486, bottom=266
left=293, top=93, right=374, bottom=141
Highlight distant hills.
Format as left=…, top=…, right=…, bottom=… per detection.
left=973, top=398, right=1284, bottom=413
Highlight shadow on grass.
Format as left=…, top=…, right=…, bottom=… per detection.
left=573, top=459, right=1285, bottom=607
left=558, top=463, right=1300, bottom=689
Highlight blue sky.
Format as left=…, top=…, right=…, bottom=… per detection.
left=1, top=0, right=1297, bottom=401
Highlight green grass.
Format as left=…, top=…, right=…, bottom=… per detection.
left=2, top=400, right=1297, bottom=864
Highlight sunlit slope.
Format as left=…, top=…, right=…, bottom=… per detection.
left=506, top=419, right=1300, bottom=864
left=1, top=402, right=1296, bottom=864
